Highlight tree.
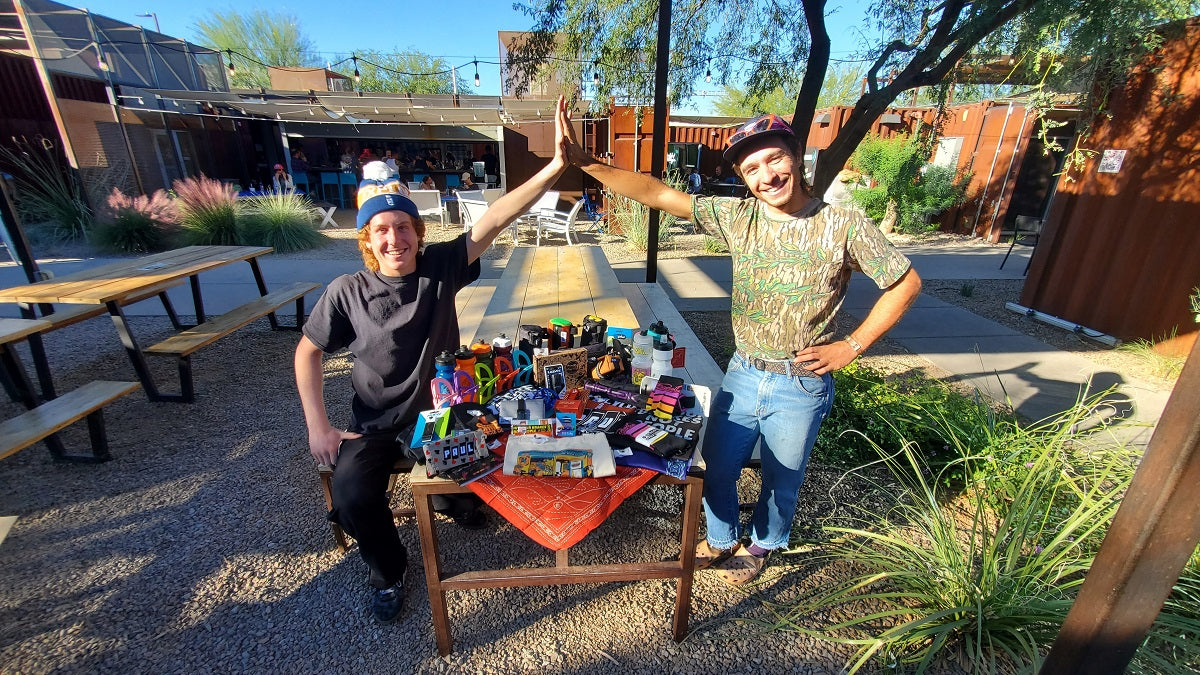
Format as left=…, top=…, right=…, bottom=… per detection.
left=848, top=132, right=972, bottom=234
left=512, top=0, right=1196, bottom=194
left=193, top=10, right=318, bottom=90
left=712, top=63, right=864, bottom=116
left=331, top=50, right=469, bottom=95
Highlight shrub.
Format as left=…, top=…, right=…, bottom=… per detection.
left=849, top=132, right=971, bottom=234
left=173, top=176, right=240, bottom=245
left=0, top=137, right=92, bottom=240
left=239, top=191, right=324, bottom=252
left=93, top=187, right=177, bottom=253
left=813, top=361, right=1012, bottom=480
left=775, top=400, right=1150, bottom=674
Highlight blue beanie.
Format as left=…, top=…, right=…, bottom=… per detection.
left=355, top=161, right=420, bottom=230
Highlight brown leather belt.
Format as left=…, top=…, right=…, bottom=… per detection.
left=735, top=350, right=819, bottom=378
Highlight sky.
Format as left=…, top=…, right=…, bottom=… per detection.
left=76, top=0, right=869, bottom=115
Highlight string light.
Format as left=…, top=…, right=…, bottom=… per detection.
left=705, top=59, right=712, bottom=83
left=473, top=60, right=480, bottom=87
left=593, top=61, right=600, bottom=87
left=226, top=49, right=234, bottom=77
left=352, top=55, right=360, bottom=83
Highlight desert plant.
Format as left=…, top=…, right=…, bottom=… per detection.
left=606, top=170, right=683, bottom=251
left=813, top=361, right=1013, bottom=479
left=0, top=137, right=92, bottom=240
left=1190, top=287, right=1199, bottom=324
left=173, top=176, right=240, bottom=245
left=773, top=400, right=1146, bottom=673
left=1117, top=335, right=1186, bottom=380
left=93, top=187, right=178, bottom=253
left=849, top=132, right=971, bottom=234
left=239, top=191, right=323, bottom=252
left=959, top=281, right=976, bottom=298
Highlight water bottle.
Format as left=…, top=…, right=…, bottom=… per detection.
left=647, top=321, right=669, bottom=344
left=454, top=344, right=476, bottom=371
left=631, top=330, right=654, bottom=359
left=650, top=340, right=674, bottom=379
left=631, top=353, right=652, bottom=385
left=470, top=339, right=494, bottom=371
left=492, top=334, right=513, bottom=359
left=434, top=350, right=456, bottom=381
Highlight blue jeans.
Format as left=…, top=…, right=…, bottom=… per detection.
left=700, top=352, right=834, bottom=551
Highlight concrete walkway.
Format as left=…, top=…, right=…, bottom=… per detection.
left=1, top=242, right=1171, bottom=445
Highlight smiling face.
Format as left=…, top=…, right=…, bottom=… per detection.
left=365, top=210, right=422, bottom=276
left=733, top=137, right=810, bottom=216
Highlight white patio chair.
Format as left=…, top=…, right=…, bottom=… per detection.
left=481, top=188, right=503, bottom=205
left=455, top=189, right=484, bottom=202
left=406, top=181, right=423, bottom=191
left=459, top=198, right=518, bottom=245
left=518, top=190, right=559, bottom=229
left=408, top=189, right=446, bottom=227
left=536, top=198, right=587, bottom=246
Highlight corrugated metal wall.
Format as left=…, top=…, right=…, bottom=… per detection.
left=1021, top=20, right=1200, bottom=344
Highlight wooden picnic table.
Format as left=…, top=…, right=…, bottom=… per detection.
left=0, top=246, right=315, bottom=403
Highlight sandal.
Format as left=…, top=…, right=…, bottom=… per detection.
left=712, top=547, right=767, bottom=587
left=694, top=540, right=740, bottom=570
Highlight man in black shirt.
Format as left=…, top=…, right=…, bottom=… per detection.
left=295, top=98, right=570, bottom=624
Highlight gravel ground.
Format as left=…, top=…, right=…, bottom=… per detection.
left=0, top=222, right=1163, bottom=673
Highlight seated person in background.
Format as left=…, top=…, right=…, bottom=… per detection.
left=459, top=172, right=478, bottom=191
left=419, top=175, right=438, bottom=191
left=444, top=153, right=456, bottom=170
left=271, top=163, right=294, bottom=193
left=712, top=165, right=725, bottom=183
left=686, top=167, right=703, bottom=194
left=294, top=97, right=572, bottom=623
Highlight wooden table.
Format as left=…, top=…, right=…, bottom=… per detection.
left=470, top=246, right=641, bottom=343
left=0, top=246, right=279, bottom=402
left=410, top=466, right=704, bottom=655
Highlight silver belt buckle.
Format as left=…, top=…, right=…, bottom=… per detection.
left=751, top=357, right=768, bottom=371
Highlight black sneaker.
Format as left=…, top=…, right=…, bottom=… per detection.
left=370, top=579, right=405, bottom=623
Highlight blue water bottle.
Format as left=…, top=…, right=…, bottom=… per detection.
left=434, top=350, right=455, bottom=381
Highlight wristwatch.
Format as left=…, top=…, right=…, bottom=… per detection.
left=845, top=336, right=863, bottom=353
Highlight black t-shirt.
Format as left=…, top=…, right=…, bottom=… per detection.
left=303, top=235, right=481, bottom=433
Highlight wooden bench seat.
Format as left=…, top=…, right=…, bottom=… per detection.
left=0, top=380, right=140, bottom=462
left=142, top=281, right=320, bottom=402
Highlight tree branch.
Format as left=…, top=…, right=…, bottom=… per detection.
left=792, top=0, right=830, bottom=159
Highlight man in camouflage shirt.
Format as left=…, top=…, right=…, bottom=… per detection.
left=560, top=109, right=921, bottom=585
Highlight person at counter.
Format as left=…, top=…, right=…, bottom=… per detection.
left=480, top=145, right=499, bottom=178
left=294, top=97, right=573, bottom=624
left=383, top=150, right=399, bottom=173
left=419, top=175, right=438, bottom=191
left=459, top=172, right=478, bottom=191
left=271, top=163, right=294, bottom=193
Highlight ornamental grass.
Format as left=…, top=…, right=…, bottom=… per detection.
left=173, top=176, right=240, bottom=245
left=0, top=137, right=92, bottom=241
left=94, top=187, right=178, bottom=253
left=762, top=391, right=1200, bottom=673
left=238, top=191, right=324, bottom=253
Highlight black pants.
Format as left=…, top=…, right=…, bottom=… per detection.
left=329, top=432, right=478, bottom=589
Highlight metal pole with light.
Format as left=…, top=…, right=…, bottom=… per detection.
left=135, top=12, right=159, bottom=32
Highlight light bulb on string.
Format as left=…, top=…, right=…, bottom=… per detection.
left=705, top=61, right=712, bottom=83
left=226, top=50, right=235, bottom=78
left=352, top=55, right=360, bottom=84
left=593, top=61, right=600, bottom=87
left=473, top=60, right=480, bottom=87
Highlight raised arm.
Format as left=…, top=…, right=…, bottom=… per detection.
left=559, top=103, right=693, bottom=220
left=295, top=335, right=361, bottom=465
left=465, top=97, right=570, bottom=262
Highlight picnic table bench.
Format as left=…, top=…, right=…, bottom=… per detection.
left=0, top=317, right=138, bottom=462
left=0, top=246, right=318, bottom=403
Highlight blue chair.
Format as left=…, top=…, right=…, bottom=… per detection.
left=339, top=171, right=357, bottom=208
left=320, top=172, right=340, bottom=206
left=445, top=174, right=460, bottom=189
left=293, top=173, right=309, bottom=193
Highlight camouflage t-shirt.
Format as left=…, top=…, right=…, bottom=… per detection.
left=692, top=195, right=911, bottom=360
